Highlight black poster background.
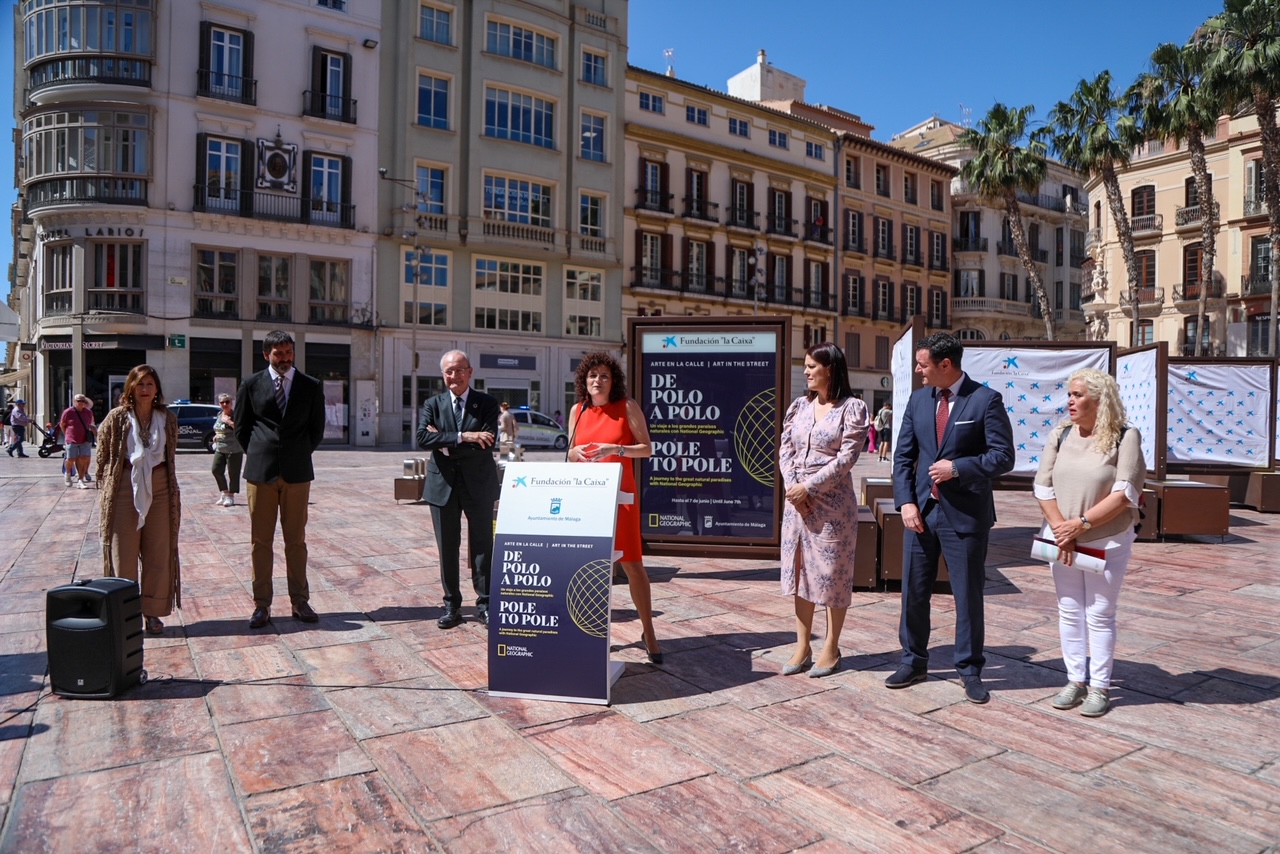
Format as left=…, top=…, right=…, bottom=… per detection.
left=639, top=341, right=779, bottom=540
left=487, top=533, right=616, bottom=701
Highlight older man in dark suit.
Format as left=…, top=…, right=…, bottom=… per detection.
left=888, top=332, right=1014, bottom=703
left=418, top=350, right=500, bottom=629
left=235, top=330, right=326, bottom=629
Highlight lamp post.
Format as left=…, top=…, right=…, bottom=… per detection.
left=380, top=170, right=426, bottom=445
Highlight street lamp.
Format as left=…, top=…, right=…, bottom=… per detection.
left=380, top=170, right=427, bottom=444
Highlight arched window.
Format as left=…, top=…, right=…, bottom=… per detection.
left=956, top=328, right=986, bottom=341
left=1131, top=185, right=1156, bottom=218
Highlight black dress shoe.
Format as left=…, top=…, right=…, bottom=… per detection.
left=437, top=607, right=463, bottom=629
left=962, top=675, right=990, bottom=704
left=249, top=607, right=271, bottom=629
left=292, top=602, right=319, bottom=623
left=884, top=664, right=929, bottom=688
left=476, top=608, right=489, bottom=627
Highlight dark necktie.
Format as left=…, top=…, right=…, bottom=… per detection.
left=274, top=375, right=287, bottom=415
left=454, top=396, right=464, bottom=431
left=931, top=389, right=951, bottom=499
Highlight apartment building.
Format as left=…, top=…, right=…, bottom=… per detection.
left=1084, top=114, right=1258, bottom=355
left=891, top=118, right=1090, bottom=343
left=376, top=0, right=627, bottom=440
left=14, top=0, right=381, bottom=441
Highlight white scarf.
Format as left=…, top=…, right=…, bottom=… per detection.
left=126, top=410, right=166, bottom=529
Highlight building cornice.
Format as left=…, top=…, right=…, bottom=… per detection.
left=626, top=123, right=834, bottom=188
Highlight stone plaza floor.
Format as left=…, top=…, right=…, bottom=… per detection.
left=0, top=445, right=1277, bottom=852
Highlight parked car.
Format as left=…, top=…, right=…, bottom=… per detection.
left=510, top=407, right=568, bottom=450
left=169, top=401, right=222, bottom=452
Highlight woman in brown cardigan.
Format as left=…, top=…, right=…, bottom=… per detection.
left=95, top=365, right=182, bottom=635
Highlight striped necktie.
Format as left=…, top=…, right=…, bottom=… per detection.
left=454, top=396, right=464, bottom=431
left=274, top=375, right=287, bottom=415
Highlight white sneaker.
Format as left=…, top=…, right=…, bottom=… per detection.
left=75, top=480, right=89, bottom=490
left=64, top=473, right=72, bottom=487
left=224, top=494, right=235, bottom=506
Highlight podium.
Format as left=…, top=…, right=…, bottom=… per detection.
left=487, top=462, right=629, bottom=705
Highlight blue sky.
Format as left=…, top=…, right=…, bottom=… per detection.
left=0, top=0, right=1224, bottom=302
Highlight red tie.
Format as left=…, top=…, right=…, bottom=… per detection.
left=931, top=389, right=951, bottom=499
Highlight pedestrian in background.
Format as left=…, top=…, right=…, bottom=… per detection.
left=7, top=400, right=31, bottom=457
left=1, top=403, right=13, bottom=446
left=875, top=402, right=894, bottom=463
left=211, top=393, right=244, bottom=506
left=59, top=394, right=97, bottom=488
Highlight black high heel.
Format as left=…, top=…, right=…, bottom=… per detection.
left=643, top=632, right=663, bottom=665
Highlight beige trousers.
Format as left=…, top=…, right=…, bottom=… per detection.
left=110, top=466, right=174, bottom=617
left=247, top=479, right=311, bottom=608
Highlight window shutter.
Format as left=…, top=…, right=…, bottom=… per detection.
left=766, top=252, right=776, bottom=290
left=952, top=268, right=960, bottom=297
left=310, top=47, right=324, bottom=109
left=239, top=138, right=254, bottom=217
left=725, top=243, right=734, bottom=285
left=978, top=269, right=986, bottom=297
left=301, top=150, right=314, bottom=224
left=242, top=31, right=255, bottom=103
left=706, top=242, right=716, bottom=283
left=198, top=22, right=212, bottom=77
left=684, top=168, right=693, bottom=206
left=638, top=158, right=649, bottom=189
left=340, top=154, right=353, bottom=227
left=681, top=236, right=690, bottom=282
left=899, top=282, right=908, bottom=323
left=661, top=234, right=673, bottom=284
left=340, top=52, right=353, bottom=109
left=195, top=132, right=209, bottom=208
left=940, top=292, right=949, bottom=328
left=659, top=163, right=669, bottom=204
left=804, top=195, right=814, bottom=223
left=888, top=280, right=895, bottom=317
left=746, top=182, right=755, bottom=222
left=901, top=223, right=909, bottom=262
left=785, top=191, right=792, bottom=224
left=634, top=229, right=644, bottom=277
left=785, top=256, right=793, bottom=299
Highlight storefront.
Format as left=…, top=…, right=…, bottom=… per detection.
left=189, top=337, right=244, bottom=403
left=39, top=334, right=163, bottom=425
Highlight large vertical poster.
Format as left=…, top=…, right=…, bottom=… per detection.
left=1117, top=348, right=1160, bottom=476
left=630, top=318, right=788, bottom=557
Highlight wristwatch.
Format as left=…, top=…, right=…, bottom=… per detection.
left=950, top=462, right=958, bottom=479
left=1079, top=515, right=1092, bottom=530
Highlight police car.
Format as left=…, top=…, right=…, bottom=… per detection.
left=169, top=400, right=222, bottom=452
left=510, top=407, right=568, bottom=450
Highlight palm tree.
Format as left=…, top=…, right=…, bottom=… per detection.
left=958, top=103, right=1055, bottom=339
left=1203, top=0, right=1280, bottom=356
left=1048, top=71, right=1145, bottom=346
left=1129, top=39, right=1223, bottom=356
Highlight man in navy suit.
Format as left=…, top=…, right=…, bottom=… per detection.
left=887, top=332, right=1014, bottom=703
left=235, top=330, right=327, bottom=629
left=418, top=350, right=500, bottom=629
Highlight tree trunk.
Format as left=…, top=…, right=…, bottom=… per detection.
left=1188, top=128, right=1215, bottom=357
left=1005, top=193, right=1055, bottom=340
left=1256, top=92, right=1280, bottom=358
left=1101, top=162, right=1141, bottom=347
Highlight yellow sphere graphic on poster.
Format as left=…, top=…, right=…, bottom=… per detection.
left=735, top=388, right=777, bottom=487
left=566, top=559, right=613, bottom=638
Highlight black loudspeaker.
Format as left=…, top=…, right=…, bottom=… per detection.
left=46, top=578, right=146, bottom=699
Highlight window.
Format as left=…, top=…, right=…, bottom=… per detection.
left=640, top=233, right=662, bottom=284
left=306, top=48, right=352, bottom=122
left=875, top=164, right=889, bottom=197
left=875, top=335, right=890, bottom=370
left=580, top=113, right=605, bottom=162
left=903, top=282, right=919, bottom=317
left=1251, top=235, right=1271, bottom=283
left=845, top=331, right=861, bottom=367
left=416, top=165, right=446, bottom=214
left=1248, top=316, right=1272, bottom=356
left=730, top=179, right=752, bottom=227
left=999, top=272, right=1018, bottom=301
left=417, top=74, right=449, bottom=129
left=729, top=117, right=749, bottom=138
left=565, top=269, right=603, bottom=337
left=930, top=289, right=945, bottom=325
left=579, top=193, right=604, bottom=237
left=845, top=274, right=863, bottom=315
left=89, top=242, right=144, bottom=312
left=317, top=0, right=346, bottom=9
left=419, top=4, right=451, bottom=44
left=406, top=298, right=447, bottom=326
left=957, top=328, right=986, bottom=341
left=769, top=188, right=791, bottom=234
left=959, top=210, right=981, bottom=240
left=475, top=258, right=544, bottom=296
left=476, top=307, right=543, bottom=332
left=486, top=20, right=556, bottom=68
left=309, top=259, right=349, bottom=323
left=958, top=270, right=980, bottom=297
left=806, top=141, right=824, bottom=160
left=483, top=175, right=552, bottom=227
left=1135, top=249, right=1156, bottom=289
left=808, top=260, right=827, bottom=304
left=1184, top=316, right=1212, bottom=354
left=1136, top=319, right=1155, bottom=346
left=1247, top=159, right=1266, bottom=211
left=1180, top=243, right=1202, bottom=289
left=1131, top=185, right=1156, bottom=218
left=404, top=247, right=448, bottom=288
left=305, top=152, right=347, bottom=226
left=875, top=281, right=892, bottom=317
left=687, top=241, right=708, bottom=290
left=195, top=249, right=238, bottom=318
left=845, top=156, right=861, bottom=189
left=566, top=268, right=602, bottom=302
left=258, top=254, right=291, bottom=321
left=903, top=225, right=920, bottom=264
left=44, top=243, right=73, bottom=314
left=686, top=104, right=708, bottom=126
left=930, top=179, right=944, bottom=211
left=772, top=254, right=789, bottom=301
left=729, top=247, right=750, bottom=297
left=845, top=210, right=863, bottom=250
left=769, top=129, right=788, bottom=149
left=566, top=315, right=602, bottom=337
left=484, top=87, right=555, bottom=148
left=639, top=91, right=664, bottom=114
left=581, top=49, right=607, bottom=86
left=22, top=109, right=149, bottom=210
left=1070, top=229, right=1085, bottom=267
left=931, top=231, right=946, bottom=268
left=201, top=136, right=243, bottom=211
left=199, top=23, right=252, bottom=103
left=903, top=172, right=918, bottom=204
left=875, top=216, right=893, bottom=257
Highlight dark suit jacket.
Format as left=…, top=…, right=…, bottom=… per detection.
left=417, top=389, right=501, bottom=507
left=892, top=375, right=1015, bottom=534
left=234, top=368, right=326, bottom=484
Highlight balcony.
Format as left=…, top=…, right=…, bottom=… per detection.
left=951, top=297, right=1033, bottom=318
left=766, top=215, right=797, bottom=238
left=902, top=250, right=924, bottom=267
left=630, top=266, right=679, bottom=291
left=1016, top=191, right=1067, bottom=213
left=844, top=237, right=866, bottom=254
left=1181, top=342, right=1225, bottom=357
left=1173, top=282, right=1224, bottom=302
left=952, top=237, right=988, bottom=253
left=996, top=240, right=1018, bottom=257
left=681, top=197, right=719, bottom=222
left=930, top=254, right=949, bottom=272
left=1245, top=195, right=1268, bottom=217
left=1123, top=286, right=1164, bottom=305
left=872, top=242, right=895, bottom=260
left=1032, top=247, right=1049, bottom=264
left=482, top=219, right=554, bottom=244
left=843, top=299, right=869, bottom=318
left=194, top=185, right=354, bottom=229
left=26, top=55, right=151, bottom=99
left=197, top=69, right=257, bottom=105
left=1242, top=272, right=1272, bottom=296
left=726, top=277, right=752, bottom=299
left=27, top=177, right=147, bottom=213
left=803, top=221, right=832, bottom=245
left=803, top=289, right=836, bottom=312
left=726, top=206, right=758, bottom=230
left=1175, top=201, right=1219, bottom=229
left=1130, top=213, right=1163, bottom=237
left=1085, top=227, right=1101, bottom=250
left=904, top=191, right=918, bottom=206
left=635, top=188, right=674, bottom=214
left=303, top=90, right=357, bottom=123
left=577, top=234, right=606, bottom=253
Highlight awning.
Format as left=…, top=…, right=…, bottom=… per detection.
left=0, top=367, right=32, bottom=386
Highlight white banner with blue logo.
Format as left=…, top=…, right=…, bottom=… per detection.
left=891, top=326, right=916, bottom=449
left=489, top=462, right=626, bottom=705
left=961, top=347, right=1112, bottom=475
left=1166, top=364, right=1271, bottom=467
left=1117, top=349, right=1159, bottom=473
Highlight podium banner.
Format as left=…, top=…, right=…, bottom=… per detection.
left=488, top=462, right=623, bottom=705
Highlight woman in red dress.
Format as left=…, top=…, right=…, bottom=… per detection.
left=567, top=352, right=661, bottom=663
